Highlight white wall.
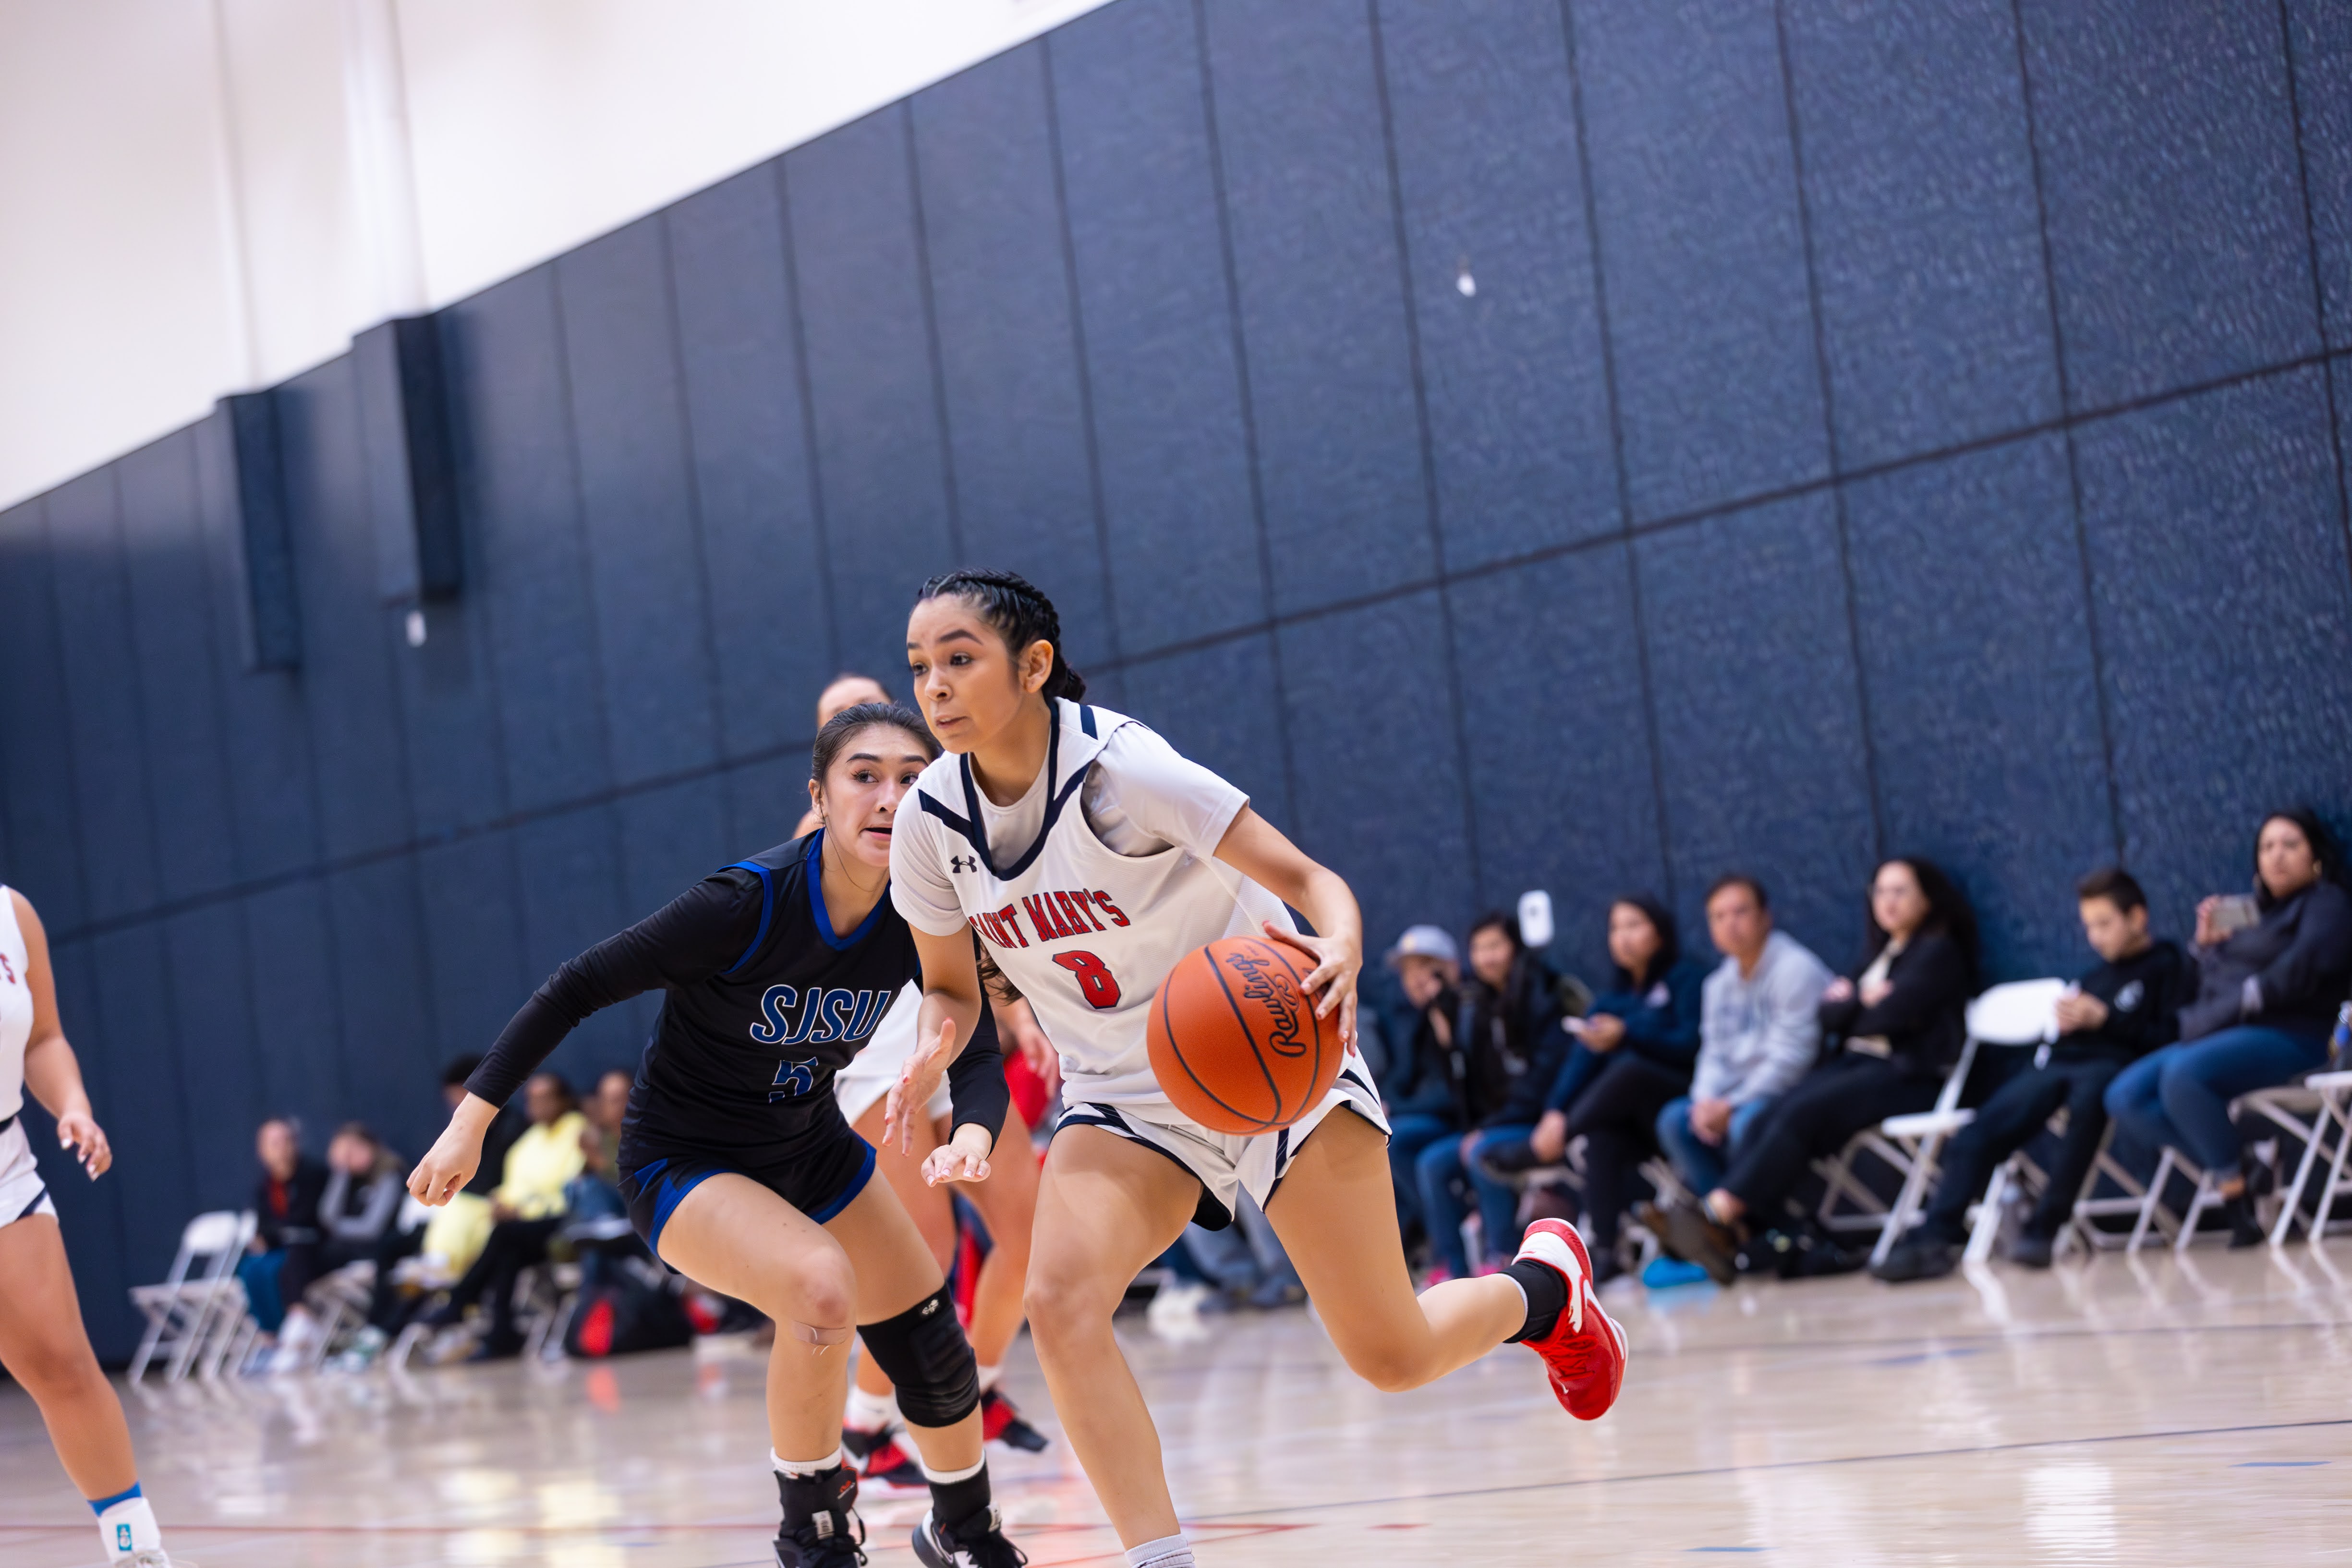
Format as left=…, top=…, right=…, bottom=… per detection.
left=0, top=0, right=1118, bottom=511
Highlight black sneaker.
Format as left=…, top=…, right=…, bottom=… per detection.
left=775, top=1464, right=866, bottom=1568
left=1870, top=1236, right=1961, bottom=1284
left=979, top=1388, right=1050, bottom=1453
left=1659, top=1202, right=1741, bottom=1286
left=2005, top=1231, right=2054, bottom=1269
left=912, top=1504, right=1028, bottom=1568
left=2224, top=1194, right=2267, bottom=1249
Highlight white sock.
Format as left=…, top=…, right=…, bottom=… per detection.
left=920, top=1455, right=986, bottom=1484
left=771, top=1447, right=845, bottom=1478
left=976, top=1362, right=1002, bottom=1395
left=1126, top=1532, right=1194, bottom=1568
left=94, top=1492, right=161, bottom=1560
left=845, top=1386, right=897, bottom=1433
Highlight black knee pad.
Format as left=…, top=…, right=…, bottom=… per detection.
left=859, top=1285, right=979, bottom=1428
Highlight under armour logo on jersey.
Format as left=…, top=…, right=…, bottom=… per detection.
left=950, top=854, right=979, bottom=874
left=770, top=1057, right=819, bottom=1101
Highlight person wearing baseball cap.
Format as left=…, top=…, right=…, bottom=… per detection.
left=1380, top=925, right=1464, bottom=1261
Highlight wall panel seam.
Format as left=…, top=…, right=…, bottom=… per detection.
left=773, top=162, right=845, bottom=675
left=1561, top=0, right=1676, bottom=904
left=1039, top=36, right=1125, bottom=667
left=657, top=213, right=734, bottom=753
left=1775, top=0, right=1885, bottom=865
left=2011, top=0, right=2124, bottom=863
left=2274, top=0, right=2352, bottom=587
left=1365, top=0, right=1483, bottom=903
left=904, top=101, right=966, bottom=561
left=1191, top=0, right=1300, bottom=828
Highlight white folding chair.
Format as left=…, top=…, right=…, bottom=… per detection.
left=1819, top=978, right=2069, bottom=1265
left=2125, top=1085, right=2327, bottom=1252
left=2272, top=1070, right=2352, bottom=1244
left=127, top=1210, right=256, bottom=1383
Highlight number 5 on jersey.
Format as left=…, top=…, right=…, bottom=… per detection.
left=1054, top=950, right=1122, bottom=1010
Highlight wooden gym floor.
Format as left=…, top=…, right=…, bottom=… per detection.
left=4, top=1243, right=2349, bottom=1566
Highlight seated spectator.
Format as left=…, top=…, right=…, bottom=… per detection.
left=2105, top=809, right=2352, bottom=1246
left=1179, top=1192, right=1304, bottom=1310
left=1504, top=897, right=1705, bottom=1282
left=235, top=1118, right=328, bottom=1344
left=1377, top=925, right=1464, bottom=1250
left=420, top=1071, right=587, bottom=1359
left=265, top=1124, right=406, bottom=1368
left=1877, top=866, right=2190, bottom=1281
left=1415, top=913, right=1565, bottom=1278
left=1660, top=857, right=1979, bottom=1283
left=568, top=1067, right=634, bottom=1229
left=1654, top=875, right=1829, bottom=1203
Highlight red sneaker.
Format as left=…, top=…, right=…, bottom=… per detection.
left=1513, top=1219, right=1627, bottom=1421
left=851, top=1434, right=929, bottom=1495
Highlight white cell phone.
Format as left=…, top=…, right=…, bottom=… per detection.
left=1517, top=889, right=1555, bottom=950
left=2211, top=893, right=2261, bottom=936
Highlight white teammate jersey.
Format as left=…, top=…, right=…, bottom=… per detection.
left=891, top=701, right=1293, bottom=1116
left=0, top=890, right=33, bottom=1119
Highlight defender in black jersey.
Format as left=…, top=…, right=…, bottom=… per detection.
left=409, top=704, right=1029, bottom=1568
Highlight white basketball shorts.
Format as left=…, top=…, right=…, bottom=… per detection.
left=0, top=1116, right=58, bottom=1228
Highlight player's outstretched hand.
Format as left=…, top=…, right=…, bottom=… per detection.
left=1262, top=920, right=1360, bottom=1049
left=887, top=1015, right=956, bottom=1154
left=923, top=1123, right=994, bottom=1187
left=55, top=1109, right=110, bottom=1179
left=409, top=1097, right=492, bottom=1207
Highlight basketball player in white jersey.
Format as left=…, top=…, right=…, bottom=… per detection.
left=0, top=887, right=183, bottom=1566
left=796, top=676, right=1050, bottom=1484
left=883, top=571, right=1628, bottom=1568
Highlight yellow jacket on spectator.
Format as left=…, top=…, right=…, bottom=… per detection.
left=493, top=1110, right=587, bottom=1219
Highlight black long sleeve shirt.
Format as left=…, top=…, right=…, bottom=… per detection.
left=1819, top=931, right=1973, bottom=1077
left=469, top=835, right=1008, bottom=1158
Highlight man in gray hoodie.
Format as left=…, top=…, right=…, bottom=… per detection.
left=1653, top=876, right=1831, bottom=1196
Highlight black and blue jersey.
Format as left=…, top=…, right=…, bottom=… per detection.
left=469, top=831, right=1007, bottom=1160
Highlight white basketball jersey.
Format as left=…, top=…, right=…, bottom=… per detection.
left=895, top=702, right=1294, bottom=1116
left=0, top=891, right=34, bottom=1119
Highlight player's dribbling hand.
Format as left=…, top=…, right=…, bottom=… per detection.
left=922, top=1123, right=994, bottom=1187
left=1262, top=920, right=1360, bottom=1050
left=55, top=1110, right=110, bottom=1178
left=887, top=1016, right=955, bottom=1154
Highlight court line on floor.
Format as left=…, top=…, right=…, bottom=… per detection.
left=1637, top=1315, right=2352, bottom=1359
left=1177, top=1414, right=2352, bottom=1523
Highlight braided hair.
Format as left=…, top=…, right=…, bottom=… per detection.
left=915, top=568, right=1088, bottom=703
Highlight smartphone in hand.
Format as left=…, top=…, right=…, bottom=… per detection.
left=2212, top=893, right=2261, bottom=937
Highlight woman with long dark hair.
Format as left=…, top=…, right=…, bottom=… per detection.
left=1519, top=896, right=1708, bottom=1282
left=2104, top=807, right=2352, bottom=1245
left=890, top=569, right=1626, bottom=1568
left=408, top=703, right=1028, bottom=1568
left=0, top=886, right=183, bottom=1564
left=1661, top=857, right=1979, bottom=1283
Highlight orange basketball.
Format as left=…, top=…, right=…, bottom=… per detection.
left=1147, top=935, right=1340, bottom=1135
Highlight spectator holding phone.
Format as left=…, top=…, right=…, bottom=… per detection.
left=1494, top=897, right=1703, bottom=1280
left=2104, top=808, right=2352, bottom=1245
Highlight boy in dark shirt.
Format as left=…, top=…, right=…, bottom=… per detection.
left=1875, top=867, right=2190, bottom=1281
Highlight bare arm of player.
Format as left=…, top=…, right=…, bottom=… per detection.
left=409, top=1094, right=498, bottom=1206
left=12, top=891, right=110, bottom=1179
left=900, top=924, right=992, bottom=1184
left=1212, top=807, right=1364, bottom=1049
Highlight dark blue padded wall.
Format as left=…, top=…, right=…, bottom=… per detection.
left=0, top=0, right=2346, bottom=1355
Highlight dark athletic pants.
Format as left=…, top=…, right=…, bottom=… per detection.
left=1722, top=1052, right=1942, bottom=1217
left=1563, top=1055, right=1689, bottom=1251
left=1911, top=1054, right=2124, bottom=1245
left=443, top=1217, right=562, bottom=1346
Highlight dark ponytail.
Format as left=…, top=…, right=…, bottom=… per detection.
left=915, top=568, right=1087, bottom=702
